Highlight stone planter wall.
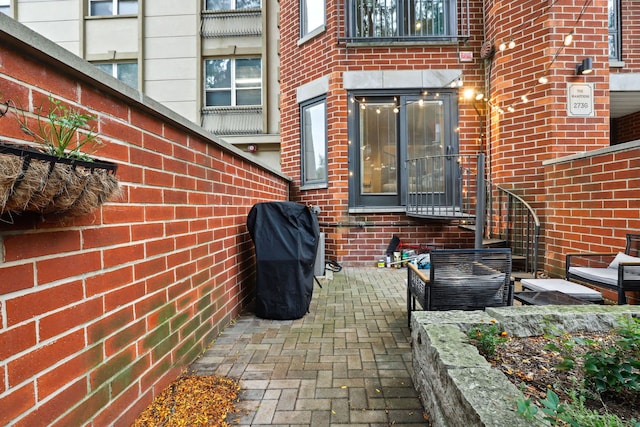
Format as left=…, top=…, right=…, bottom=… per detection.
left=411, top=306, right=640, bottom=427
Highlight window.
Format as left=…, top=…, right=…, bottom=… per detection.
left=0, top=0, right=10, bottom=16
left=349, top=0, right=456, bottom=40
left=204, top=58, right=262, bottom=107
left=301, top=97, right=327, bottom=187
left=89, top=0, right=138, bottom=16
left=94, top=62, right=138, bottom=89
left=348, top=91, right=457, bottom=207
left=206, top=0, right=261, bottom=11
left=301, top=0, right=325, bottom=38
left=608, top=0, right=620, bottom=60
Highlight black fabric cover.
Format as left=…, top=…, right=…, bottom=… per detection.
left=247, top=202, right=320, bottom=320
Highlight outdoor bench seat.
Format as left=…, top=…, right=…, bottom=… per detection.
left=407, top=248, right=513, bottom=327
left=566, top=233, right=640, bottom=305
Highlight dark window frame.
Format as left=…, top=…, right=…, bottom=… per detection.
left=608, top=0, right=621, bottom=61
left=300, top=0, right=326, bottom=38
left=347, top=0, right=458, bottom=42
left=347, top=89, right=458, bottom=208
left=300, top=96, right=328, bottom=188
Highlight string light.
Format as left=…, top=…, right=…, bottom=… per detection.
left=498, top=39, right=516, bottom=52
left=463, top=88, right=475, bottom=99
left=564, top=31, right=574, bottom=46
left=481, top=0, right=592, bottom=114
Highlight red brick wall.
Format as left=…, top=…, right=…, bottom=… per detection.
left=544, top=142, right=640, bottom=303
left=0, top=28, right=288, bottom=426
left=485, top=0, right=610, bottom=188
left=612, top=111, right=640, bottom=144
left=279, top=1, right=485, bottom=263
left=280, top=0, right=619, bottom=267
left=608, top=1, right=640, bottom=144
left=616, top=0, right=640, bottom=71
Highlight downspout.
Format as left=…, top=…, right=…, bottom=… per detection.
left=475, top=153, right=486, bottom=249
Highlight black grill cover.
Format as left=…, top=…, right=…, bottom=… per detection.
left=247, top=202, right=320, bottom=320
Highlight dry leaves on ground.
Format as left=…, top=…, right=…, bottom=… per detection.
left=132, top=375, right=239, bottom=426
left=494, top=333, right=639, bottom=423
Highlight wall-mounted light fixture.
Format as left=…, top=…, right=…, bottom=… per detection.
left=247, top=144, right=258, bottom=153
left=576, top=57, right=593, bottom=75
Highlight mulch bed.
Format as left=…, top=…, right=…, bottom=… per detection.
left=492, top=332, right=639, bottom=423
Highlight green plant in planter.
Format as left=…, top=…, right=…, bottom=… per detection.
left=467, top=321, right=509, bottom=358
left=1, top=95, right=119, bottom=217
left=16, top=95, right=102, bottom=161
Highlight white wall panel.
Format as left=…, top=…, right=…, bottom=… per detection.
left=143, top=58, right=196, bottom=81
left=85, top=18, right=138, bottom=55
left=145, top=15, right=197, bottom=38
left=145, top=80, right=197, bottom=102
left=18, top=0, right=80, bottom=54
left=144, top=0, right=196, bottom=16
left=145, top=36, right=197, bottom=60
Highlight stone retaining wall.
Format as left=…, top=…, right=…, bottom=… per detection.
left=411, top=306, right=640, bottom=427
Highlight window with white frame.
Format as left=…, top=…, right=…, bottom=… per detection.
left=94, top=62, right=138, bottom=89
left=0, top=0, right=10, bottom=16
left=301, top=97, right=328, bottom=187
left=301, top=0, right=325, bottom=38
left=349, top=0, right=456, bottom=40
left=608, top=0, right=621, bottom=60
left=204, top=58, right=262, bottom=107
left=89, top=0, right=138, bottom=16
left=206, top=0, right=261, bottom=11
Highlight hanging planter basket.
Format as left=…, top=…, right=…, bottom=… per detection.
left=0, top=142, right=120, bottom=217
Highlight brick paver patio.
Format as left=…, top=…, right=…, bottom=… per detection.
left=190, top=267, right=429, bottom=426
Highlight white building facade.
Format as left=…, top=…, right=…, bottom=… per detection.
left=1, top=0, right=281, bottom=169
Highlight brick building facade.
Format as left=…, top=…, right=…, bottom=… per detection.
left=279, top=0, right=640, bottom=287
left=0, top=16, right=288, bottom=426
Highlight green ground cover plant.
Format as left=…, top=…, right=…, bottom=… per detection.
left=512, top=316, right=640, bottom=427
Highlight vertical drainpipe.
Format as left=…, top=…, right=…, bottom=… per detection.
left=261, top=3, right=268, bottom=133
left=475, top=153, right=485, bottom=249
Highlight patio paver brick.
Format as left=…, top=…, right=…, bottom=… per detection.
left=190, top=267, right=429, bottom=426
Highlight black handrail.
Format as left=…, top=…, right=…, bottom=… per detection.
left=406, top=154, right=540, bottom=276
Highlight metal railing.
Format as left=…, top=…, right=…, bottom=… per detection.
left=201, top=10, right=262, bottom=37
left=339, top=0, right=471, bottom=43
left=201, top=106, right=263, bottom=135
left=406, top=154, right=478, bottom=219
left=486, top=181, right=541, bottom=276
left=406, top=154, right=540, bottom=275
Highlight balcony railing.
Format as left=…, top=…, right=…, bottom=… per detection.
left=201, top=106, right=263, bottom=135
left=406, top=154, right=540, bottom=276
left=338, top=0, right=471, bottom=44
left=201, top=10, right=262, bottom=37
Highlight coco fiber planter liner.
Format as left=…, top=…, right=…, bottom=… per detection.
left=0, top=142, right=119, bottom=217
